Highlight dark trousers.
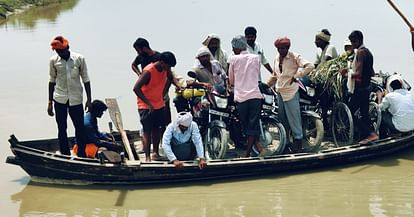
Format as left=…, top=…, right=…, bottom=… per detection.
left=171, top=138, right=196, bottom=161
left=380, top=111, right=398, bottom=134
left=348, top=87, right=373, bottom=139
left=54, top=101, right=86, bottom=157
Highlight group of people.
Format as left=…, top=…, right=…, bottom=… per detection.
left=46, top=26, right=414, bottom=169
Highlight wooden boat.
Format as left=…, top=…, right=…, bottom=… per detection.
left=6, top=130, right=414, bottom=185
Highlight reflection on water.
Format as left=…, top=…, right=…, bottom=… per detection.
left=0, top=0, right=79, bottom=29
left=9, top=150, right=414, bottom=217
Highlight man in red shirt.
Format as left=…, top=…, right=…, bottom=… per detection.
left=133, top=51, right=180, bottom=162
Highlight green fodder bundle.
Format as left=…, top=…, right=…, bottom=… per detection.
left=307, top=53, right=350, bottom=100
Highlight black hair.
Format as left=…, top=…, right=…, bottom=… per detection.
left=244, top=26, right=257, bottom=35
left=390, top=79, right=402, bottom=90
left=133, top=37, right=150, bottom=49
left=348, top=30, right=363, bottom=41
left=321, top=29, right=331, bottom=36
left=159, top=51, right=177, bottom=67
left=92, top=100, right=107, bottom=113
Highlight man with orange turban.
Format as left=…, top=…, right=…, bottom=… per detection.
left=47, top=35, right=92, bottom=157
left=271, top=36, right=314, bottom=152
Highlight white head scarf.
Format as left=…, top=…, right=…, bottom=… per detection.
left=196, top=47, right=212, bottom=58
left=175, top=112, right=193, bottom=127
left=316, top=31, right=331, bottom=42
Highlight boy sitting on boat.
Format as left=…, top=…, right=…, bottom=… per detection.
left=73, top=100, right=124, bottom=158
left=162, top=112, right=207, bottom=169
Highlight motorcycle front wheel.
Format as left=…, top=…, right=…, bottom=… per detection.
left=204, top=127, right=228, bottom=160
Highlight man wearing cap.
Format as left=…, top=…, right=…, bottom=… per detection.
left=133, top=51, right=182, bottom=162
left=271, top=37, right=314, bottom=152
left=162, top=112, right=206, bottom=169
left=228, top=35, right=265, bottom=157
left=48, top=36, right=92, bottom=157
left=314, top=29, right=338, bottom=69
left=190, top=47, right=227, bottom=94
left=244, top=26, right=273, bottom=74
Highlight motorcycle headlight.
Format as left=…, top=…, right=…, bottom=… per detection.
left=307, top=87, right=315, bottom=97
left=263, top=94, right=274, bottom=105
left=214, top=95, right=228, bottom=109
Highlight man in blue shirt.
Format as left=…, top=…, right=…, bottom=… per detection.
left=162, top=112, right=206, bottom=169
left=84, top=100, right=123, bottom=152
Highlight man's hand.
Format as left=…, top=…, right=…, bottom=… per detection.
left=172, top=160, right=184, bottom=169
left=47, top=102, right=54, bottom=116
left=198, top=158, right=207, bottom=170
left=85, top=100, right=92, bottom=112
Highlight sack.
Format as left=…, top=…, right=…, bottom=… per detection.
left=98, top=150, right=122, bottom=164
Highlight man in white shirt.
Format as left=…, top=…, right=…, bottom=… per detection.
left=47, top=36, right=92, bottom=157
left=244, top=26, right=273, bottom=74
left=379, top=80, right=414, bottom=135
left=314, top=29, right=338, bottom=69
left=162, top=112, right=206, bottom=169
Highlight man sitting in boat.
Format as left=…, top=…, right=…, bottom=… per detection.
left=162, top=112, right=206, bottom=169
left=74, top=100, right=123, bottom=158
left=378, top=79, right=414, bottom=136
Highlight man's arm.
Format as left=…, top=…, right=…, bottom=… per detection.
left=191, top=122, right=206, bottom=169
left=47, top=82, right=55, bottom=116
left=264, top=63, right=273, bottom=74
left=161, top=125, right=179, bottom=163
left=48, top=59, right=56, bottom=116
left=294, top=54, right=314, bottom=79
left=352, top=49, right=365, bottom=84
left=84, top=82, right=92, bottom=112
left=133, top=71, right=153, bottom=110
left=131, top=62, right=141, bottom=76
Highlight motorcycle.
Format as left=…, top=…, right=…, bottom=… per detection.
left=175, top=71, right=229, bottom=160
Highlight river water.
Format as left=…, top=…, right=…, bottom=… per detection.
left=1, top=0, right=414, bottom=216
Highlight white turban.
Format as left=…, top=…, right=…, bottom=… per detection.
left=316, top=31, right=331, bottom=42
left=196, top=47, right=212, bottom=58
left=343, top=38, right=352, bottom=47
left=175, top=112, right=193, bottom=127
left=202, top=33, right=221, bottom=46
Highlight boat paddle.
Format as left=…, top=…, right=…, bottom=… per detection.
left=386, top=0, right=413, bottom=30
left=105, top=98, right=137, bottom=161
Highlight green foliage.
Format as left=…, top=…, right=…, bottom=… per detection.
left=307, top=53, right=351, bottom=100
left=0, top=0, right=64, bottom=18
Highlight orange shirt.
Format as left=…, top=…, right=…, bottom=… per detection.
left=137, top=63, right=167, bottom=109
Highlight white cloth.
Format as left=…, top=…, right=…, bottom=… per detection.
left=196, top=47, right=212, bottom=58
left=380, top=89, right=414, bottom=132
left=175, top=112, right=193, bottom=127
left=314, top=44, right=338, bottom=67
left=49, top=52, right=90, bottom=106
left=347, top=50, right=357, bottom=94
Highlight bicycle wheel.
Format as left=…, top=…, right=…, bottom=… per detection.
left=369, top=101, right=381, bottom=135
left=331, top=102, right=354, bottom=147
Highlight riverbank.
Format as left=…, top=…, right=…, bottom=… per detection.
left=0, top=0, right=64, bottom=19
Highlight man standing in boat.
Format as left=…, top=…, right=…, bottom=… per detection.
left=344, top=30, right=378, bottom=144
left=47, top=36, right=91, bottom=157
left=228, top=35, right=266, bottom=157
left=133, top=51, right=181, bottom=162
left=162, top=112, right=206, bottom=169
left=131, top=37, right=160, bottom=76
left=244, top=26, right=273, bottom=75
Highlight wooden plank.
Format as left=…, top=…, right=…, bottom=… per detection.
left=105, top=98, right=137, bottom=161
left=387, top=0, right=413, bottom=29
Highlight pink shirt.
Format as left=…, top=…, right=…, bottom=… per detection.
left=273, top=51, right=314, bottom=101
left=229, top=51, right=263, bottom=103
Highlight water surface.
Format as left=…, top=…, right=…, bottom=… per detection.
left=1, top=0, right=414, bottom=216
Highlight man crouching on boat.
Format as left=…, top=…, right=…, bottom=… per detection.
left=162, top=112, right=206, bottom=169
